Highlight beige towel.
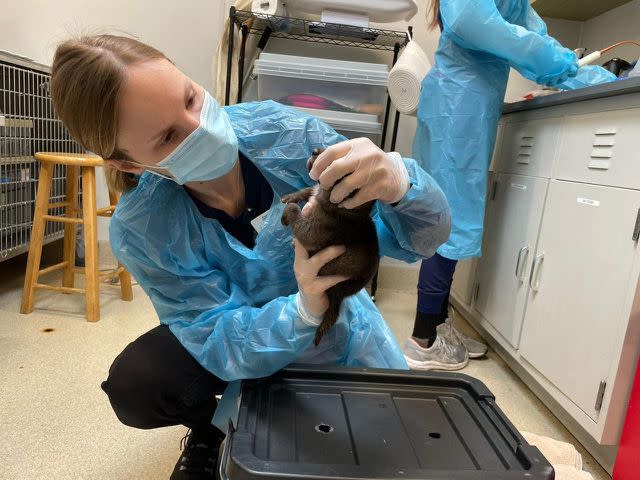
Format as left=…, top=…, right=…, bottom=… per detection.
left=553, top=464, right=595, bottom=480
left=522, top=431, right=583, bottom=470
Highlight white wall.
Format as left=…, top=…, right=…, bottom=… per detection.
left=541, top=1, right=640, bottom=68
left=0, top=0, right=225, bottom=89
left=544, top=18, right=582, bottom=50
left=0, top=0, right=228, bottom=241
left=580, top=0, right=640, bottom=65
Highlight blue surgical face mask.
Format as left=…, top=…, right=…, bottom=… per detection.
left=133, top=90, right=239, bottom=184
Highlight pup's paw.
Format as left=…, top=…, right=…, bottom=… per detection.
left=281, top=193, right=297, bottom=204
left=307, top=147, right=325, bottom=172
left=281, top=203, right=301, bottom=226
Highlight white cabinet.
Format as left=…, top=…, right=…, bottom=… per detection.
left=520, top=181, right=640, bottom=421
left=452, top=102, right=640, bottom=450
left=451, top=258, right=477, bottom=306
left=474, top=173, right=548, bottom=348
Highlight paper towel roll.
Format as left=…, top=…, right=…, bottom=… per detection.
left=388, top=40, right=431, bottom=116
left=251, top=0, right=283, bottom=16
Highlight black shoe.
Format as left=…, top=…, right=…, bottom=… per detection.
left=170, top=428, right=225, bottom=480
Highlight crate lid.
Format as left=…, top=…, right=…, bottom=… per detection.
left=221, top=366, right=553, bottom=480
left=254, top=53, right=389, bottom=86
left=0, top=50, right=50, bottom=73
left=296, top=107, right=382, bottom=134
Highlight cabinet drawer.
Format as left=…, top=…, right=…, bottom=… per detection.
left=555, top=109, right=640, bottom=190
left=496, top=118, right=561, bottom=178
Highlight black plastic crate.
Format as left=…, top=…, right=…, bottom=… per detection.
left=220, top=365, right=553, bottom=480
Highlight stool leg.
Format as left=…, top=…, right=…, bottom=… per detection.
left=117, top=264, right=134, bottom=301
left=21, top=162, right=53, bottom=314
left=62, top=165, right=79, bottom=289
left=107, top=188, right=133, bottom=301
left=81, top=166, right=100, bottom=322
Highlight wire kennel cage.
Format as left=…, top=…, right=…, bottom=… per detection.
left=0, top=50, right=83, bottom=261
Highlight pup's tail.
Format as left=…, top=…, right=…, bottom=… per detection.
left=314, top=294, right=343, bottom=346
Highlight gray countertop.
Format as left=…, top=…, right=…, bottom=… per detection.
left=502, top=77, right=640, bottom=114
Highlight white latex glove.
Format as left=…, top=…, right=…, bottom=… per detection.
left=293, top=239, right=348, bottom=324
left=308, top=137, right=410, bottom=209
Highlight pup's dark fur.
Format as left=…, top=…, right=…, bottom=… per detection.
left=281, top=149, right=379, bottom=346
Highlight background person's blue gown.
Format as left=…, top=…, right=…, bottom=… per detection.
left=110, top=100, right=451, bottom=383
left=413, top=0, right=615, bottom=260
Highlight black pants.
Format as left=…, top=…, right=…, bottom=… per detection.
left=417, top=253, right=458, bottom=315
left=101, top=325, right=227, bottom=431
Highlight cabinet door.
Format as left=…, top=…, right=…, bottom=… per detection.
left=488, top=123, right=503, bottom=173
left=474, top=173, right=549, bottom=348
left=520, top=181, right=640, bottom=421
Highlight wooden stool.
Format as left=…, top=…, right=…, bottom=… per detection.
left=20, top=152, right=133, bottom=322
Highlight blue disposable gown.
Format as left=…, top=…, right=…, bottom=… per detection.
left=110, top=100, right=451, bottom=383
left=413, top=0, right=615, bottom=260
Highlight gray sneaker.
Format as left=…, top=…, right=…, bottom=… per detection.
left=403, top=323, right=469, bottom=371
left=445, top=318, right=488, bottom=359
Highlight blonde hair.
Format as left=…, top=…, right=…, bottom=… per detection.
left=428, top=0, right=441, bottom=30
left=51, top=34, right=168, bottom=193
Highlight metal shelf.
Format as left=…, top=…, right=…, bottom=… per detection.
left=226, top=7, right=411, bottom=301
left=233, top=10, right=409, bottom=51
left=226, top=7, right=410, bottom=152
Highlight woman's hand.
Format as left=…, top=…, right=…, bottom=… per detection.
left=536, top=50, right=578, bottom=87
left=294, top=239, right=348, bottom=322
left=309, top=137, right=410, bottom=209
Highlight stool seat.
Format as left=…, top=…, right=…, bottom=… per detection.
left=35, top=152, right=104, bottom=167
left=21, top=152, right=133, bottom=322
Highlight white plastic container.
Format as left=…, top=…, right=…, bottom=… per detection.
left=280, top=0, right=419, bottom=23
left=253, top=53, right=388, bottom=118
left=296, top=107, right=383, bottom=145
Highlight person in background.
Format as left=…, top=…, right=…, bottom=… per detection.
left=50, top=35, right=450, bottom=480
left=405, top=0, right=615, bottom=371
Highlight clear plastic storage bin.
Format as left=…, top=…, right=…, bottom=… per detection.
left=296, top=107, right=383, bottom=146
left=253, top=53, right=388, bottom=118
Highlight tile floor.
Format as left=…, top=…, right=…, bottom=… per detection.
left=0, top=254, right=610, bottom=479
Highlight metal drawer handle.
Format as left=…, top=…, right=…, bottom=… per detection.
left=515, top=246, right=530, bottom=281
left=529, top=253, right=545, bottom=291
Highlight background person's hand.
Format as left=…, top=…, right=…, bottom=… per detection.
left=309, top=137, right=410, bottom=209
left=536, top=49, right=578, bottom=87
left=293, top=239, right=348, bottom=323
